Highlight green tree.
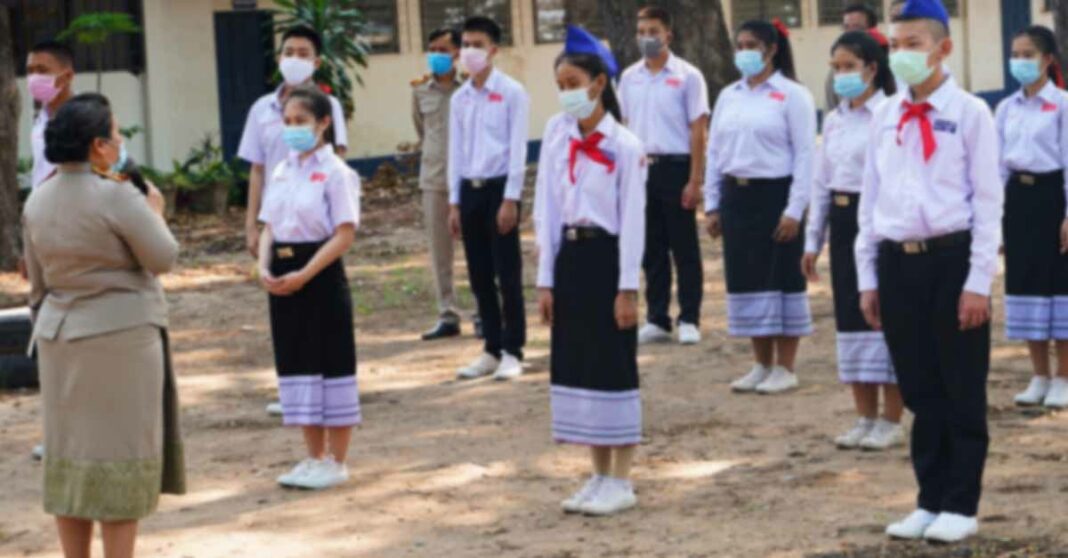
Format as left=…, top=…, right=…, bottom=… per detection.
left=0, top=6, right=20, bottom=270
left=271, top=0, right=371, bottom=121
left=57, top=11, right=142, bottom=92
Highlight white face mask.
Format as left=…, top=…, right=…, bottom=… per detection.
left=279, top=57, right=315, bottom=85
left=460, top=47, right=490, bottom=75
left=558, top=86, right=598, bottom=120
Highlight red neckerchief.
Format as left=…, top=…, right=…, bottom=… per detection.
left=568, top=131, right=614, bottom=183
left=897, top=100, right=936, bottom=162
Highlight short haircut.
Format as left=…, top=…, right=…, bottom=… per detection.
left=29, top=40, right=74, bottom=68
left=844, top=4, right=878, bottom=29
left=891, top=15, right=949, bottom=40
left=428, top=27, right=461, bottom=48
left=637, top=6, right=672, bottom=29
left=462, top=16, right=502, bottom=44
left=44, top=93, right=112, bottom=163
left=281, top=26, right=322, bottom=55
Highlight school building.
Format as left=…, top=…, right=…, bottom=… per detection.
left=13, top=0, right=1056, bottom=174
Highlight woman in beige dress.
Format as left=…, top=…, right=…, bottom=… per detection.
left=22, top=92, right=185, bottom=558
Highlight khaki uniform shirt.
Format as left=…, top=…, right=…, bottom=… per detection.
left=412, top=74, right=460, bottom=192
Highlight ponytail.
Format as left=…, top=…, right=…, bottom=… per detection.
left=738, top=19, right=796, bottom=80
left=1016, top=25, right=1065, bottom=89
left=554, top=52, right=622, bottom=122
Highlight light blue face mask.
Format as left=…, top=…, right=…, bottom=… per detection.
left=110, top=141, right=128, bottom=174
left=889, top=50, right=934, bottom=86
left=833, top=72, right=869, bottom=100
left=734, top=49, right=766, bottom=78
left=1010, top=58, right=1042, bottom=86
left=427, top=52, right=454, bottom=76
left=558, top=86, right=598, bottom=120
left=282, top=125, right=318, bottom=153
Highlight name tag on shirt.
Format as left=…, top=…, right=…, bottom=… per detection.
left=665, top=77, right=683, bottom=88
left=488, top=92, right=504, bottom=103
left=933, top=119, right=957, bottom=134
left=1042, top=102, right=1058, bottom=113
left=769, top=91, right=786, bottom=102
left=310, top=172, right=328, bottom=183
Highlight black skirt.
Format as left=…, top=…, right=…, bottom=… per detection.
left=828, top=192, right=894, bottom=384
left=268, top=242, right=361, bottom=427
left=550, top=232, right=641, bottom=447
left=720, top=176, right=812, bottom=337
left=1003, top=170, right=1068, bottom=340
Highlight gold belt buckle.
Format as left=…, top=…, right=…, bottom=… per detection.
left=902, top=241, right=926, bottom=255
left=735, top=177, right=750, bottom=186
left=834, top=194, right=851, bottom=207
left=565, top=228, right=579, bottom=241
left=276, top=247, right=295, bottom=259
left=470, top=179, right=485, bottom=189
left=1020, top=174, right=1036, bottom=186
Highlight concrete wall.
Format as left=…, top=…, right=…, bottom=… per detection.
left=14, top=0, right=1058, bottom=166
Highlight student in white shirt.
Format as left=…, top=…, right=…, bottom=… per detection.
left=535, top=25, right=646, bottom=517
left=803, top=30, right=904, bottom=451
left=857, top=0, right=1002, bottom=543
left=996, top=25, right=1068, bottom=409
left=257, top=86, right=361, bottom=492
left=26, top=40, right=75, bottom=190
left=618, top=6, right=709, bottom=346
left=704, top=19, right=816, bottom=395
left=447, top=16, right=531, bottom=381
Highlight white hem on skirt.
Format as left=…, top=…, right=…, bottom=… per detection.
left=279, top=375, right=362, bottom=427
left=836, top=331, right=896, bottom=384
left=550, top=385, right=642, bottom=446
left=726, top=291, right=813, bottom=337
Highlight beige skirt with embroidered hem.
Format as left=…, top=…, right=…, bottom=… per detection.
left=38, top=324, right=180, bottom=521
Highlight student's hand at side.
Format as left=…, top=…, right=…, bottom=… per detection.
left=801, top=252, right=820, bottom=282
left=448, top=206, right=462, bottom=240
left=860, top=290, right=881, bottom=330
left=246, top=225, right=261, bottom=258
left=1061, top=218, right=1068, bottom=254
left=538, top=288, right=553, bottom=326
left=705, top=211, right=722, bottom=239
left=615, top=291, right=638, bottom=330
left=680, top=181, right=701, bottom=211
left=773, top=216, right=800, bottom=243
left=958, top=292, right=990, bottom=330
left=497, top=200, right=519, bottom=235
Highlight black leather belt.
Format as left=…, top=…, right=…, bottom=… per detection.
left=881, top=230, right=970, bottom=255
left=725, top=175, right=791, bottom=187
left=563, top=226, right=614, bottom=242
left=1010, top=170, right=1062, bottom=186
left=647, top=154, right=691, bottom=165
left=462, top=176, right=506, bottom=189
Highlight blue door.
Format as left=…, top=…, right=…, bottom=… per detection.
left=214, top=10, right=276, bottom=161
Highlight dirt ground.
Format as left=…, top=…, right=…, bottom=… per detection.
left=1, top=196, right=1067, bottom=558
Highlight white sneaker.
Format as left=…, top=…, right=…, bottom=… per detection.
left=1043, top=377, right=1068, bottom=409
left=923, top=513, right=978, bottom=543
left=637, top=323, right=671, bottom=345
left=31, top=444, right=44, bottom=461
left=755, top=366, right=799, bottom=394
left=457, top=352, right=500, bottom=379
left=492, top=352, right=523, bottom=381
left=1014, top=376, right=1050, bottom=406
left=299, top=456, right=350, bottom=490
left=582, top=478, right=637, bottom=516
left=731, top=364, right=771, bottom=392
left=677, top=322, right=701, bottom=345
left=885, top=508, right=938, bottom=540
left=561, top=475, right=603, bottom=513
left=266, top=401, right=284, bottom=416
left=834, top=418, right=875, bottom=449
left=277, top=458, right=320, bottom=488
left=859, top=419, right=905, bottom=451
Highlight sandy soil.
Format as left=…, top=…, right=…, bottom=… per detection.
left=1, top=199, right=1067, bottom=558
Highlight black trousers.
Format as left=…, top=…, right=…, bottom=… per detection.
left=878, top=241, right=989, bottom=516
left=643, top=159, right=703, bottom=330
left=460, top=177, right=526, bottom=359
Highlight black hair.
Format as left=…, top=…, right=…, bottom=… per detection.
left=891, top=13, right=949, bottom=39
left=29, top=40, right=74, bottom=68
left=284, top=85, right=335, bottom=147
left=737, top=20, right=796, bottom=81
left=462, top=16, right=502, bottom=45
left=843, top=4, right=878, bottom=29
left=281, top=26, right=322, bottom=55
left=554, top=52, right=622, bottom=122
left=1015, top=25, right=1065, bottom=88
left=831, top=31, right=897, bottom=96
left=428, top=27, right=461, bottom=48
left=637, top=6, right=673, bottom=29
left=44, top=93, right=112, bottom=163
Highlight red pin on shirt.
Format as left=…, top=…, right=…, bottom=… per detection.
left=568, top=132, right=615, bottom=183
left=897, top=100, right=937, bottom=162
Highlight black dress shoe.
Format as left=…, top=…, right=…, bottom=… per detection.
left=422, top=321, right=461, bottom=341
left=473, top=318, right=484, bottom=340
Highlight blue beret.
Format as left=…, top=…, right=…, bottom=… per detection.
left=900, top=0, right=949, bottom=27
left=564, top=24, right=618, bottom=77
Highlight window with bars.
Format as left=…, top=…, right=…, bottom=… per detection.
left=532, top=0, right=603, bottom=44
left=359, top=0, right=400, bottom=54
left=420, top=0, right=514, bottom=49
left=818, top=1, right=883, bottom=26
left=731, top=0, right=803, bottom=29
left=11, top=0, right=145, bottom=77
